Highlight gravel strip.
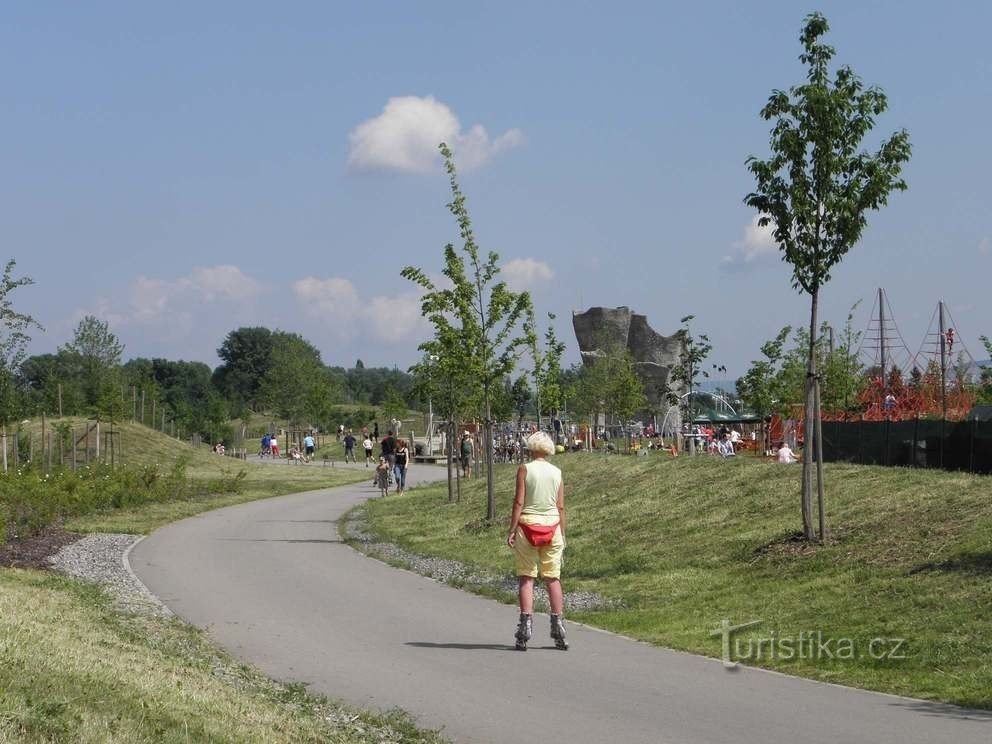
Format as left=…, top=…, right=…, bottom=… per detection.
left=47, top=533, right=171, bottom=617
left=345, top=508, right=623, bottom=613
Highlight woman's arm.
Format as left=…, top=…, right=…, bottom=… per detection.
left=506, top=465, right=526, bottom=547
left=556, top=481, right=566, bottom=544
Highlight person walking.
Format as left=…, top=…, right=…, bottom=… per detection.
left=374, top=456, right=391, bottom=496
left=459, top=431, right=474, bottom=478
left=363, top=434, right=374, bottom=467
left=393, top=438, right=410, bottom=494
left=506, top=431, right=568, bottom=651
left=343, top=430, right=356, bottom=463
left=303, top=432, right=316, bottom=463
left=269, top=433, right=280, bottom=459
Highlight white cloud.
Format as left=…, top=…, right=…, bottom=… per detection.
left=722, top=216, right=778, bottom=269
left=368, top=294, right=427, bottom=343
left=292, top=276, right=428, bottom=344
left=185, top=265, right=261, bottom=301
left=72, top=265, right=266, bottom=348
left=347, top=96, right=523, bottom=173
left=292, top=277, right=360, bottom=321
left=502, top=257, right=554, bottom=290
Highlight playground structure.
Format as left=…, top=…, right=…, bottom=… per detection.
left=835, top=289, right=980, bottom=422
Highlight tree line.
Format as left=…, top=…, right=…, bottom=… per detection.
left=0, top=296, right=420, bottom=444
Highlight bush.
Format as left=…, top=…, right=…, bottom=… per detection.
left=0, top=459, right=245, bottom=543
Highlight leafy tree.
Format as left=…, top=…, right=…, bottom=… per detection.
left=0, top=260, right=42, bottom=430
left=736, top=326, right=793, bottom=419
left=410, top=346, right=475, bottom=502
left=379, top=387, right=408, bottom=429
left=59, top=315, right=124, bottom=409
left=979, top=336, right=992, bottom=404
left=745, top=12, right=911, bottom=540
left=573, top=347, right=646, bottom=433
left=261, top=333, right=336, bottom=425
left=509, top=375, right=533, bottom=431
left=403, top=143, right=532, bottom=520
left=213, top=327, right=275, bottom=413
left=820, top=308, right=864, bottom=414
left=526, top=311, right=566, bottom=432
left=670, top=315, right=725, bottom=422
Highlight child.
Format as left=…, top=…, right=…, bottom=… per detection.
left=290, top=446, right=303, bottom=464
left=375, top=456, right=390, bottom=496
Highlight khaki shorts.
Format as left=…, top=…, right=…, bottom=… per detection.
left=514, top=525, right=564, bottom=579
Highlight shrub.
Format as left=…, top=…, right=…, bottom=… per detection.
left=0, top=460, right=247, bottom=543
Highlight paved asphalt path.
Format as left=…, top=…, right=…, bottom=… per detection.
left=131, top=465, right=991, bottom=743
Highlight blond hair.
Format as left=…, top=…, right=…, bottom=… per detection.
left=525, top=431, right=556, bottom=457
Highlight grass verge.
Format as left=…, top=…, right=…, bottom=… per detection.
left=0, top=568, right=445, bottom=743
left=360, top=452, right=992, bottom=709
left=2, top=418, right=370, bottom=537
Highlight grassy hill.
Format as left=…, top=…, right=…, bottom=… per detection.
left=361, top=453, right=992, bottom=708
left=5, top=417, right=370, bottom=535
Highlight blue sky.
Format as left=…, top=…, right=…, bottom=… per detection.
left=3, top=1, right=990, bottom=377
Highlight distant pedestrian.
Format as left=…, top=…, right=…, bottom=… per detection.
left=375, top=457, right=390, bottom=496
left=363, top=435, right=374, bottom=467
left=260, top=433, right=271, bottom=458
left=381, top=429, right=397, bottom=469
left=337, top=424, right=344, bottom=442
left=373, top=421, right=379, bottom=439
left=303, top=433, right=316, bottom=462
left=460, top=431, right=474, bottom=478
left=394, top=438, right=410, bottom=494
left=506, top=431, right=568, bottom=651
left=269, top=433, right=280, bottom=459
left=343, top=430, right=356, bottom=463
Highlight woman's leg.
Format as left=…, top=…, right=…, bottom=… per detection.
left=517, top=576, right=535, bottom=614
left=544, top=578, right=564, bottom=615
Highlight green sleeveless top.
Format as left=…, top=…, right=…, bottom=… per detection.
left=522, top=459, right=562, bottom=518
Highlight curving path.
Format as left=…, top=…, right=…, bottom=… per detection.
left=131, top=467, right=991, bottom=743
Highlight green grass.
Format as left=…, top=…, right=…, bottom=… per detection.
left=0, top=568, right=446, bottom=743
left=360, top=453, right=992, bottom=708
left=7, top=417, right=370, bottom=535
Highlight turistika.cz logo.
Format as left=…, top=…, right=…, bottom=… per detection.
left=710, top=619, right=907, bottom=668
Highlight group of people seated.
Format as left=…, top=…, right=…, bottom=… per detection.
left=683, top=424, right=744, bottom=458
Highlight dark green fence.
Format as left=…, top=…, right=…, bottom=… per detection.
left=820, top=419, right=992, bottom=474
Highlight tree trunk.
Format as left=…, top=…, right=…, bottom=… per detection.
left=800, top=289, right=819, bottom=540
left=446, top=419, right=454, bottom=503
left=485, top=394, right=496, bottom=522
left=813, top=376, right=827, bottom=541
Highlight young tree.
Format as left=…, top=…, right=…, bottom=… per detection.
left=736, top=326, right=793, bottom=419
left=0, top=261, right=42, bottom=445
left=525, top=311, right=566, bottom=433
left=670, top=315, right=725, bottom=424
left=60, top=315, right=124, bottom=408
left=410, top=344, right=474, bottom=503
left=745, top=12, right=911, bottom=540
left=403, top=143, right=532, bottom=521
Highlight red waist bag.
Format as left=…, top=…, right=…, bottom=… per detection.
left=518, top=521, right=559, bottom=547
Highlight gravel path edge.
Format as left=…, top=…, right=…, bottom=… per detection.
left=342, top=504, right=623, bottom=613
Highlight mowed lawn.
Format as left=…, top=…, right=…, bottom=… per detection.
left=362, top=453, right=992, bottom=708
